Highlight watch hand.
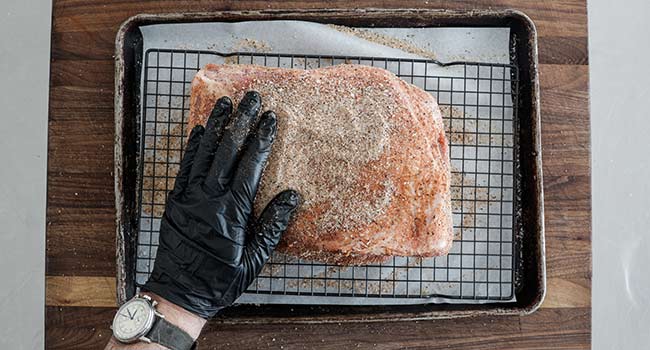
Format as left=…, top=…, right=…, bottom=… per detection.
left=131, top=309, right=138, bottom=319
left=127, top=308, right=133, bottom=319
left=119, top=313, right=129, bottom=318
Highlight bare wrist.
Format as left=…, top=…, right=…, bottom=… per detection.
left=140, top=291, right=206, bottom=340
left=105, top=292, right=206, bottom=350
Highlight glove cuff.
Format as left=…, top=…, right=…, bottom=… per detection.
left=143, top=225, right=229, bottom=318
left=142, top=279, right=223, bottom=319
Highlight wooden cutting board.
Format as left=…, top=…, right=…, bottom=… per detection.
left=46, top=1, right=590, bottom=348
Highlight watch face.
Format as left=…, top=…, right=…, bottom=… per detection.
left=112, top=298, right=154, bottom=342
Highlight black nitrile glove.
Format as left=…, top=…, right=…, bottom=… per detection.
left=143, top=91, right=300, bottom=319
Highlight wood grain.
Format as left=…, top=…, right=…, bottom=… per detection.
left=544, top=278, right=590, bottom=308
left=538, top=37, right=589, bottom=65
left=47, top=1, right=591, bottom=349
left=538, top=64, right=591, bottom=287
left=46, top=276, right=117, bottom=307
left=51, top=0, right=588, bottom=37
left=46, top=306, right=590, bottom=350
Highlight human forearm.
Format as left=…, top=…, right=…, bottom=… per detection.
left=104, top=292, right=206, bottom=350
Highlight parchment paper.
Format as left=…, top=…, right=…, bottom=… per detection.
left=137, top=21, right=515, bottom=305
left=140, top=21, right=510, bottom=63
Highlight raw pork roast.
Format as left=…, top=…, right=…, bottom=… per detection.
left=188, top=63, right=453, bottom=264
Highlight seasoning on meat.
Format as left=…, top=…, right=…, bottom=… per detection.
left=189, top=63, right=453, bottom=264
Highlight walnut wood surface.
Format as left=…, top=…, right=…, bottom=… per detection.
left=46, top=1, right=590, bottom=349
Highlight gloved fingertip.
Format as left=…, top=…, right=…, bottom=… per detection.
left=241, top=91, right=262, bottom=110
left=245, top=90, right=261, bottom=101
left=277, top=189, right=301, bottom=210
left=261, top=110, right=276, bottom=119
left=215, top=96, right=233, bottom=111
left=258, top=111, right=277, bottom=137
left=207, top=97, right=232, bottom=127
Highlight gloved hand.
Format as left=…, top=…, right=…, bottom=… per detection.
left=143, top=91, right=300, bottom=319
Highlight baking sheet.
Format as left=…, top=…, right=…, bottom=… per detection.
left=136, top=21, right=516, bottom=305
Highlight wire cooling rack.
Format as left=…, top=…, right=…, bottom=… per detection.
left=136, top=49, right=518, bottom=303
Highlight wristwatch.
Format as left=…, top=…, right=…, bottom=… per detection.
left=111, top=294, right=196, bottom=350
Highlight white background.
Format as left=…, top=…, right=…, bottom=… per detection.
left=1, top=0, right=649, bottom=348
left=589, top=0, right=650, bottom=348
left=0, top=0, right=50, bottom=349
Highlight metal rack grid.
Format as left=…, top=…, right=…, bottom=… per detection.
left=136, top=49, right=518, bottom=302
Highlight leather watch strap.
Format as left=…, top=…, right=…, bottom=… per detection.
left=147, top=316, right=195, bottom=350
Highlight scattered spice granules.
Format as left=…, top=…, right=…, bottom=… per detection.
left=327, top=24, right=438, bottom=60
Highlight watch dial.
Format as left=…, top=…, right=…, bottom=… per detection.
left=113, top=300, right=152, bottom=341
